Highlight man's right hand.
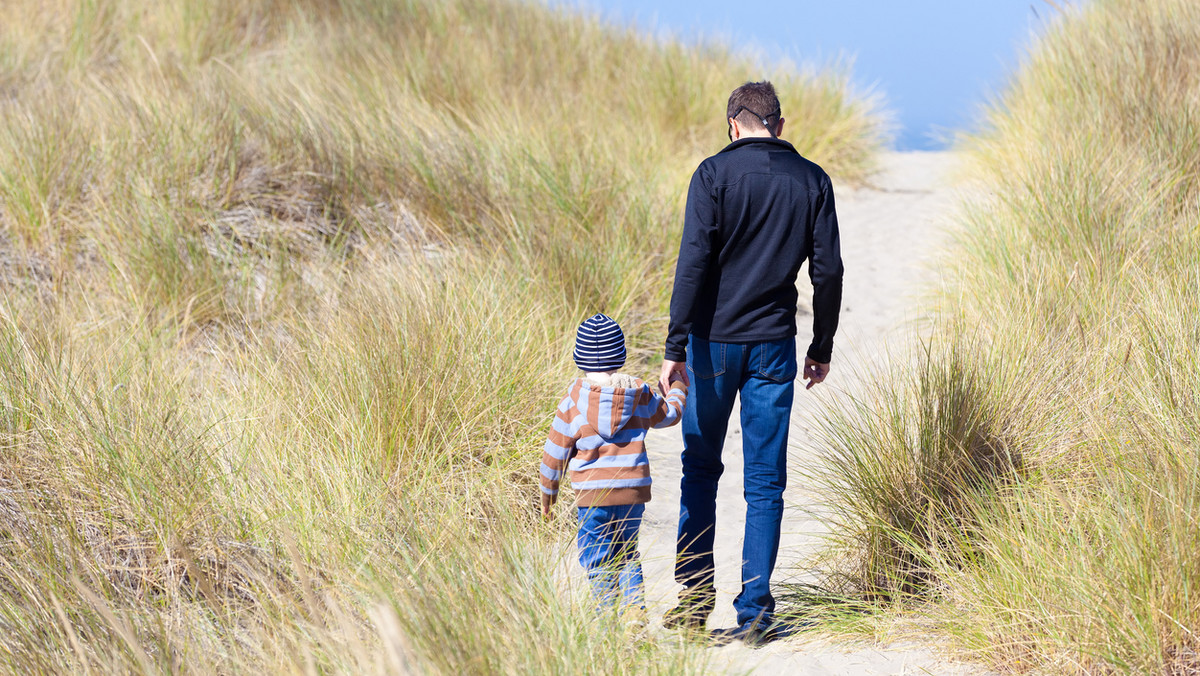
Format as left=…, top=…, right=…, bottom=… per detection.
left=659, top=359, right=690, bottom=395
left=802, top=357, right=830, bottom=390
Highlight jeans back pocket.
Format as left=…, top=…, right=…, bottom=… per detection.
left=754, top=338, right=797, bottom=382
left=687, top=336, right=726, bottom=380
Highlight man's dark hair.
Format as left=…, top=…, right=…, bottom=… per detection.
left=726, top=81, right=782, bottom=133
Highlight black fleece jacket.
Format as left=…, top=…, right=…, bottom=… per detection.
left=665, top=137, right=843, bottom=364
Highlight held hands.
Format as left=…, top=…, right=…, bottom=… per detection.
left=802, top=357, right=830, bottom=390
left=658, top=359, right=690, bottom=396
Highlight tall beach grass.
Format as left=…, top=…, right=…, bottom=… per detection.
left=812, top=1, right=1200, bottom=672
left=0, top=0, right=885, bottom=671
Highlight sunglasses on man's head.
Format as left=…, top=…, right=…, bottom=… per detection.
left=727, top=105, right=781, bottom=142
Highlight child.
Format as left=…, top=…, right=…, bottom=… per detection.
left=540, top=313, right=688, bottom=611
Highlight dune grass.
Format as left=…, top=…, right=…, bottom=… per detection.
left=810, top=0, right=1200, bottom=672
left=0, top=0, right=885, bottom=671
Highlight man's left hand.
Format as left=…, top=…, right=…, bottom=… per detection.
left=803, top=357, right=830, bottom=390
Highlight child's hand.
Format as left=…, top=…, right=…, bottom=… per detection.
left=540, top=493, right=555, bottom=519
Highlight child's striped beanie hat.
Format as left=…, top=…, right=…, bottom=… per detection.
left=573, top=313, right=626, bottom=372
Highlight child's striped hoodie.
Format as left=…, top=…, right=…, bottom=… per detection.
left=541, top=375, right=687, bottom=507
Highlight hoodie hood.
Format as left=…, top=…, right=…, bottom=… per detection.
left=572, top=376, right=649, bottom=438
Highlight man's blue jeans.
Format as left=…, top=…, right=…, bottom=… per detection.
left=577, top=503, right=645, bottom=609
left=676, top=336, right=796, bottom=628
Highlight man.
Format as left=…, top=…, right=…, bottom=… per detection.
left=658, top=81, right=843, bottom=642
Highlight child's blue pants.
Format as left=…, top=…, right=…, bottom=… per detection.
left=576, top=503, right=645, bottom=609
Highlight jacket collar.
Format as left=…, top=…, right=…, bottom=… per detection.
left=718, top=136, right=798, bottom=154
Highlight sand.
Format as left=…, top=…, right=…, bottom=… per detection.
left=569, top=150, right=998, bottom=674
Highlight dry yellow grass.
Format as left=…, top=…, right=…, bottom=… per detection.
left=814, top=1, right=1200, bottom=673
left=0, top=0, right=885, bottom=671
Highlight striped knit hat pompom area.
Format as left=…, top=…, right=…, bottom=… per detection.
left=573, top=313, right=626, bottom=372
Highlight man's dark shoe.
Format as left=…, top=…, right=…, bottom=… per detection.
left=662, top=587, right=714, bottom=633
left=661, top=604, right=708, bottom=632
left=711, top=621, right=782, bottom=647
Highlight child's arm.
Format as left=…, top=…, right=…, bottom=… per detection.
left=540, top=398, right=577, bottom=517
left=648, top=380, right=688, bottom=429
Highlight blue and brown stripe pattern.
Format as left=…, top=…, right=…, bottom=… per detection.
left=541, top=377, right=687, bottom=507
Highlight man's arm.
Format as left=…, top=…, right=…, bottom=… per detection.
left=662, top=164, right=718, bottom=391
left=806, top=174, right=843, bottom=376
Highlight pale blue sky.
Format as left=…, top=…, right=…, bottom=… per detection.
left=550, top=1, right=1064, bottom=149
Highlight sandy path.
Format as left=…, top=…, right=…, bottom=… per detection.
left=626, top=150, right=993, bottom=674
